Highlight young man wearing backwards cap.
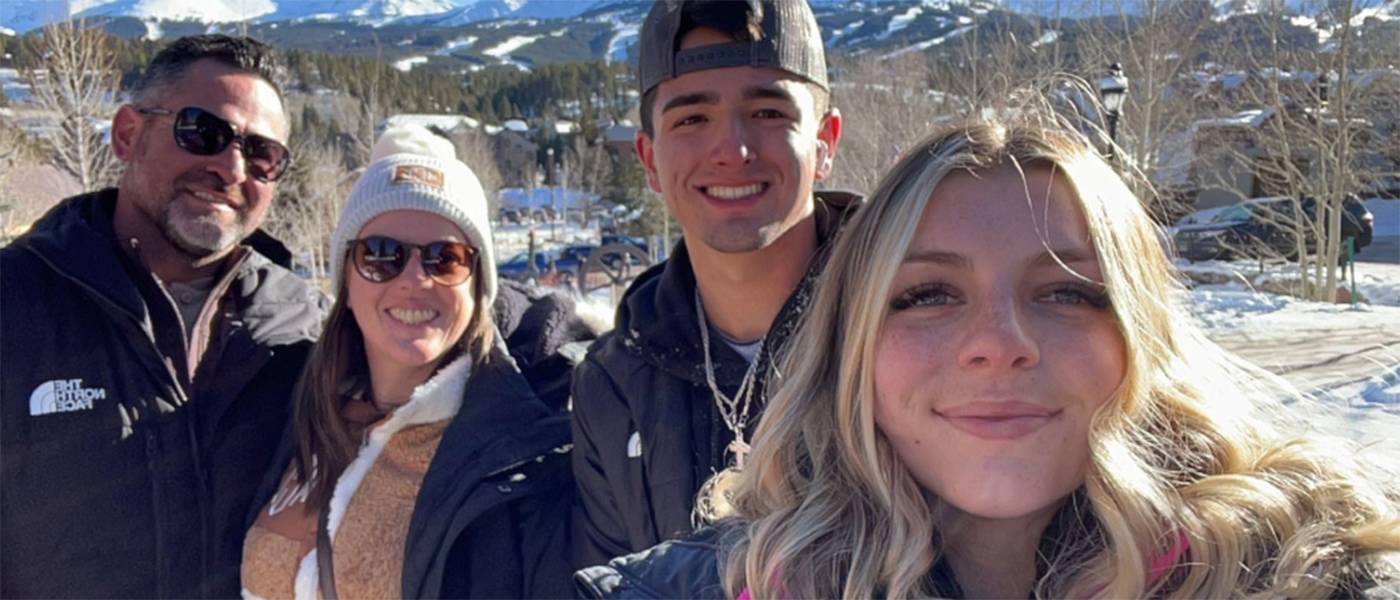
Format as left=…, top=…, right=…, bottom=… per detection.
left=570, top=0, right=861, bottom=569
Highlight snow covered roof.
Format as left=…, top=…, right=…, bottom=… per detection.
left=380, top=113, right=480, bottom=133
left=1193, top=108, right=1275, bottom=130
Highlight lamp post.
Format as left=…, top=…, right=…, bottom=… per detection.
left=1316, top=71, right=1331, bottom=108
left=546, top=147, right=556, bottom=241
left=1099, top=62, right=1128, bottom=160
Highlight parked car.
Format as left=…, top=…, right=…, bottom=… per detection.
left=499, top=208, right=525, bottom=225
left=497, top=248, right=583, bottom=287
left=559, top=244, right=596, bottom=265
left=1173, top=196, right=1374, bottom=263
left=600, top=234, right=649, bottom=255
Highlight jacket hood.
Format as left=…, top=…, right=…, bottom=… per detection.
left=611, top=190, right=863, bottom=387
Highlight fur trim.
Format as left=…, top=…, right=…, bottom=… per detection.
left=293, top=549, right=318, bottom=600
left=324, top=353, right=473, bottom=539
left=574, top=294, right=615, bottom=335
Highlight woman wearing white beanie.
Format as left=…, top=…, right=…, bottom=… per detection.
left=242, top=125, right=575, bottom=599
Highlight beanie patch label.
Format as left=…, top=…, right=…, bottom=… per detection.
left=391, top=165, right=445, bottom=189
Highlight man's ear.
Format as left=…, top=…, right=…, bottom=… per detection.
left=636, top=130, right=662, bottom=194
left=814, top=107, right=842, bottom=182
left=110, top=105, right=144, bottom=163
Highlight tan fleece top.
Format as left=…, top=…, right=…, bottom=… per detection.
left=241, top=356, right=472, bottom=600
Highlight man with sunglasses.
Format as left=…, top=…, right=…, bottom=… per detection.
left=1, top=35, right=327, bottom=599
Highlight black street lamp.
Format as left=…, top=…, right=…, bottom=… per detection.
left=1316, top=71, right=1331, bottom=108
left=1099, top=62, right=1128, bottom=159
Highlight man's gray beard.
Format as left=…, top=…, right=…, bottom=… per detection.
left=162, top=202, right=245, bottom=257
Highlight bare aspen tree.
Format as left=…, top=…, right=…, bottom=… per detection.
left=21, top=18, right=120, bottom=191
left=1075, top=0, right=1212, bottom=219
left=262, top=138, right=356, bottom=289
left=449, top=127, right=505, bottom=217
left=0, top=117, right=34, bottom=243
left=826, top=53, right=960, bottom=193
left=1204, top=0, right=1392, bottom=300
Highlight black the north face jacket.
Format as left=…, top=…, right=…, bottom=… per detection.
left=0, top=190, right=328, bottom=599
left=570, top=191, right=862, bottom=570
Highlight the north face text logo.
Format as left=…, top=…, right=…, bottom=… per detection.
left=30, top=379, right=106, bottom=416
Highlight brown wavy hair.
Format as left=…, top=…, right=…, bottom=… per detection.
left=291, top=253, right=494, bottom=510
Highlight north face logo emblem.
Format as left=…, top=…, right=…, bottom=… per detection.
left=30, top=379, right=106, bottom=416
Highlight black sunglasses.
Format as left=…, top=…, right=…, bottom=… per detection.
left=349, top=236, right=478, bottom=286
left=138, top=106, right=292, bottom=183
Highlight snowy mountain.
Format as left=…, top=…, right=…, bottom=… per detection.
left=0, top=0, right=612, bottom=33
left=1, top=2, right=72, bottom=34
left=2, top=0, right=1397, bottom=69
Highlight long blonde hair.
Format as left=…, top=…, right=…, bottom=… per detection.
left=718, top=109, right=1400, bottom=599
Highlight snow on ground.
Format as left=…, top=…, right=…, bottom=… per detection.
left=1030, top=29, right=1060, bottom=47
left=0, top=68, right=31, bottom=104
left=482, top=35, right=542, bottom=58
left=877, top=6, right=922, bottom=40
left=142, top=19, right=163, bottom=40
left=434, top=35, right=477, bottom=56
left=606, top=23, right=639, bottom=63
left=881, top=24, right=974, bottom=59
left=827, top=19, right=864, bottom=47
left=1172, top=251, right=1400, bottom=475
left=392, top=56, right=429, bottom=72
left=482, top=34, right=541, bottom=71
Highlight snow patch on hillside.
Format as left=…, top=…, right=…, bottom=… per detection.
left=827, top=19, right=864, bottom=46
left=882, top=24, right=974, bottom=59
left=878, top=6, right=922, bottom=40
left=435, top=35, right=478, bottom=56
left=606, top=23, right=638, bottom=63
left=393, top=55, right=429, bottom=72
left=482, top=34, right=541, bottom=58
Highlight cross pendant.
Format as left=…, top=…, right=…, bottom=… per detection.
left=727, top=436, right=752, bottom=469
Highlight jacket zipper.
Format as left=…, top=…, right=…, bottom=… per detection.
left=146, top=431, right=168, bottom=599
left=30, top=241, right=196, bottom=598
left=485, top=443, right=573, bottom=479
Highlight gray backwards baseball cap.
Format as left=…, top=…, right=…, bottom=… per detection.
left=638, top=0, right=828, bottom=97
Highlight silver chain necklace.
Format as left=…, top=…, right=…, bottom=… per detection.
left=694, top=287, right=764, bottom=469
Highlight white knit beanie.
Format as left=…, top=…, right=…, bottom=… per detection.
left=330, top=124, right=496, bottom=304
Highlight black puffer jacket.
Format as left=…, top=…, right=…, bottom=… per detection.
left=1, top=189, right=328, bottom=599
left=570, top=191, right=862, bottom=570
left=575, top=508, right=1400, bottom=600
left=246, top=281, right=601, bottom=599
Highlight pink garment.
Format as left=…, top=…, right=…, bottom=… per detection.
left=1147, top=532, right=1191, bottom=584
left=732, top=534, right=1189, bottom=600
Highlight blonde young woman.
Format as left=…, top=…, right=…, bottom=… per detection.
left=242, top=125, right=578, bottom=600
left=576, top=113, right=1400, bottom=599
